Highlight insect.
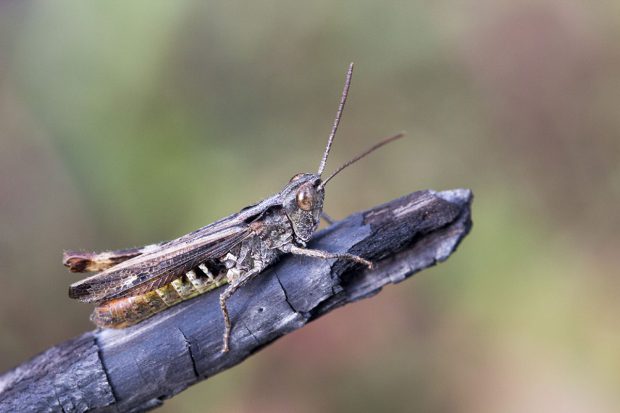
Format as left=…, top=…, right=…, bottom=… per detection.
left=64, top=63, right=404, bottom=353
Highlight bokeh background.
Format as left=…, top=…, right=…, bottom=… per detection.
left=1, top=1, right=619, bottom=412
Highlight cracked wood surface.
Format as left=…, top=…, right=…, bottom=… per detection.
left=0, top=189, right=473, bottom=413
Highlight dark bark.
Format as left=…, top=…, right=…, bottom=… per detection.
left=0, top=189, right=473, bottom=413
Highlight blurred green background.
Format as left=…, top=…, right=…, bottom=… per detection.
left=1, top=1, right=619, bottom=412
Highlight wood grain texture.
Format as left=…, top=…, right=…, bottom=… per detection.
left=0, top=189, right=473, bottom=413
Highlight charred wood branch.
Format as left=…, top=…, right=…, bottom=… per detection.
left=0, top=189, right=473, bottom=413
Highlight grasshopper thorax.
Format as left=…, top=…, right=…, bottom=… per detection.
left=280, top=173, right=325, bottom=243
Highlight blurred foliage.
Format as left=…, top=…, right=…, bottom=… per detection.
left=1, top=1, right=619, bottom=412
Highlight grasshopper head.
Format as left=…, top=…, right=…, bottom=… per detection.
left=281, top=173, right=325, bottom=243
left=279, top=63, right=403, bottom=244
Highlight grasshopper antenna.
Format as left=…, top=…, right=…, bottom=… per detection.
left=319, top=132, right=405, bottom=189
left=317, top=62, right=354, bottom=176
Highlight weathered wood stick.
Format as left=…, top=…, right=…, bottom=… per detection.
left=0, top=189, right=473, bottom=413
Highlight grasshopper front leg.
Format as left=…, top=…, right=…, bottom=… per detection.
left=320, top=212, right=335, bottom=225
left=288, top=245, right=373, bottom=268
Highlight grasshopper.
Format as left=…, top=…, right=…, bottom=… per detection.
left=64, top=63, right=404, bottom=352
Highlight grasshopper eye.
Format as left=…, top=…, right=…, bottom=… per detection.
left=296, top=186, right=315, bottom=211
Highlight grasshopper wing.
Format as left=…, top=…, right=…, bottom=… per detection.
left=68, top=225, right=251, bottom=303
left=63, top=246, right=158, bottom=273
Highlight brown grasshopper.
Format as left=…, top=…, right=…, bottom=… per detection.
left=64, top=63, right=404, bottom=352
